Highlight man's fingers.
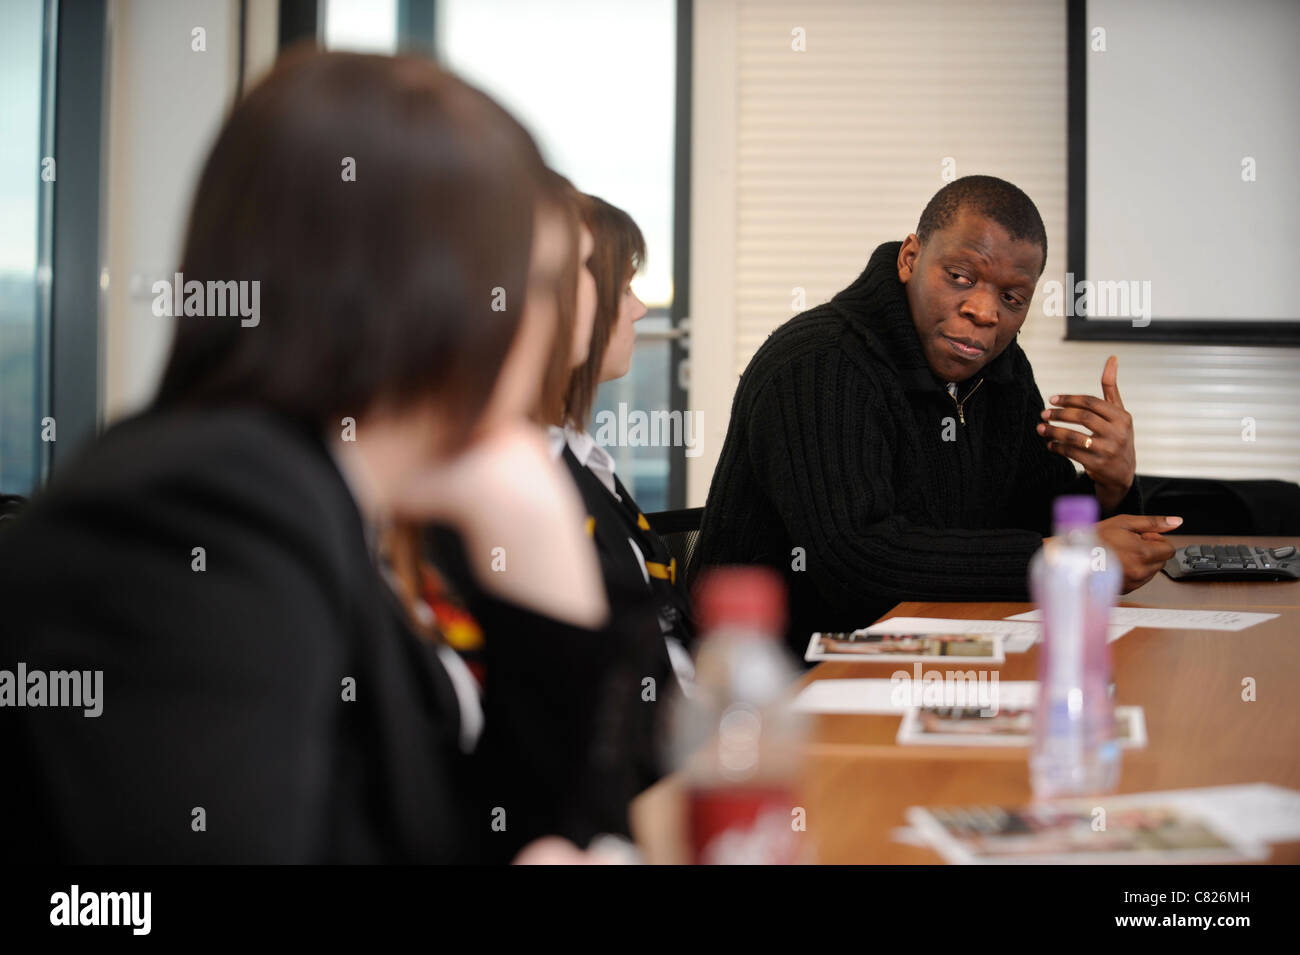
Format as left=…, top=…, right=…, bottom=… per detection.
left=1101, top=355, right=1125, bottom=410
left=1113, top=514, right=1183, bottom=534
left=1040, top=405, right=1110, bottom=433
left=1047, top=392, right=1122, bottom=422
left=1139, top=535, right=1176, bottom=563
left=1120, top=543, right=1171, bottom=588
left=1120, top=559, right=1161, bottom=592
left=1039, top=423, right=1102, bottom=453
left=1043, top=438, right=1088, bottom=468
left=1049, top=357, right=1128, bottom=419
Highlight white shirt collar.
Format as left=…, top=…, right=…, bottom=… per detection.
left=549, top=425, right=619, bottom=499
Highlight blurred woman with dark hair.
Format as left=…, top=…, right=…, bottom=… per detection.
left=381, top=173, right=664, bottom=861
left=553, top=196, right=699, bottom=780
left=0, top=50, right=616, bottom=863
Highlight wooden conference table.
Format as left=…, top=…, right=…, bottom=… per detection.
left=634, top=535, right=1300, bottom=863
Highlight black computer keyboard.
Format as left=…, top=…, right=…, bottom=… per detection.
left=1163, top=543, right=1300, bottom=581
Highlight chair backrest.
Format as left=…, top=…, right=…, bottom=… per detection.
left=644, top=506, right=704, bottom=582
left=0, top=494, right=26, bottom=530
left=1138, top=475, right=1300, bottom=536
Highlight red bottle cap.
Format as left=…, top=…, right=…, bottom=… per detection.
left=693, top=566, right=787, bottom=635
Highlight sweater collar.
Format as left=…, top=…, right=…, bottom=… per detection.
left=830, top=241, right=1018, bottom=392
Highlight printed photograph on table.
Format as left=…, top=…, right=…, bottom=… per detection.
left=805, top=630, right=1004, bottom=664
left=897, top=704, right=1148, bottom=748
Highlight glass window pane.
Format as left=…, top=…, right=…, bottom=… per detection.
left=324, top=0, right=399, bottom=54
left=439, top=0, right=678, bottom=508
left=439, top=0, right=674, bottom=308
left=592, top=316, right=672, bottom=513
left=0, top=0, right=48, bottom=494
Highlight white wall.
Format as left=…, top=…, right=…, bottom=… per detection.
left=102, top=0, right=242, bottom=421
left=687, top=0, right=1300, bottom=506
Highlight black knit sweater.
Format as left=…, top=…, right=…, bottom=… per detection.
left=690, top=241, right=1141, bottom=655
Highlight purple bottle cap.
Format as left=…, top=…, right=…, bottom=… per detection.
left=1053, top=494, right=1098, bottom=531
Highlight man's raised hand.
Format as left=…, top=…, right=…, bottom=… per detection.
left=1038, top=355, right=1138, bottom=513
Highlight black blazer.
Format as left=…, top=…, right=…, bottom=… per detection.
left=560, top=446, right=695, bottom=661
left=557, top=446, right=698, bottom=790
left=0, top=407, right=631, bottom=863
left=421, top=521, right=668, bottom=862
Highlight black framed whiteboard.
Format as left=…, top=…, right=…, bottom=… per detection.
left=1066, top=0, right=1300, bottom=346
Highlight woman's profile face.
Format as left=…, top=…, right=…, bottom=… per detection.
left=570, top=224, right=597, bottom=369
left=598, top=267, right=648, bottom=383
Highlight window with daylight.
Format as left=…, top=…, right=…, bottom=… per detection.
left=325, top=0, right=684, bottom=510
left=439, top=0, right=681, bottom=510
left=0, top=0, right=52, bottom=494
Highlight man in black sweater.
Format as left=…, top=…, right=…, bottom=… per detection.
left=691, top=176, right=1179, bottom=654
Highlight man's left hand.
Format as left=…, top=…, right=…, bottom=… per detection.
left=1037, top=355, right=1137, bottom=514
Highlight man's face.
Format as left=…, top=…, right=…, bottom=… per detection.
left=898, top=208, right=1043, bottom=383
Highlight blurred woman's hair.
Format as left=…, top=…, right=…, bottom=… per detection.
left=533, top=172, right=585, bottom=428
left=154, top=48, right=547, bottom=451
left=564, top=195, right=646, bottom=429
left=387, top=171, right=583, bottom=631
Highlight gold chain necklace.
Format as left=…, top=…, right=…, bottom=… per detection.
left=946, top=378, right=984, bottom=426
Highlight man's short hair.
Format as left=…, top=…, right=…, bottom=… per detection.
left=916, top=175, right=1047, bottom=269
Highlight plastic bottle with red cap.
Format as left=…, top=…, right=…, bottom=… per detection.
left=669, top=566, right=811, bottom=864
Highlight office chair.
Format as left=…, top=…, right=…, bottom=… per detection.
left=0, top=494, right=26, bottom=529
left=1137, top=475, right=1300, bottom=536
left=644, top=506, right=704, bottom=584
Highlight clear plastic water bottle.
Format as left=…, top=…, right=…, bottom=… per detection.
left=670, top=566, right=810, bottom=864
left=1029, top=495, right=1121, bottom=799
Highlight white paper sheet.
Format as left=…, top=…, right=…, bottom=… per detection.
left=1043, top=784, right=1300, bottom=847
left=791, top=679, right=1038, bottom=714
left=791, top=679, right=911, bottom=714
left=870, top=616, right=1030, bottom=636
left=1006, top=607, right=1279, bottom=632
left=1152, top=784, right=1300, bottom=845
